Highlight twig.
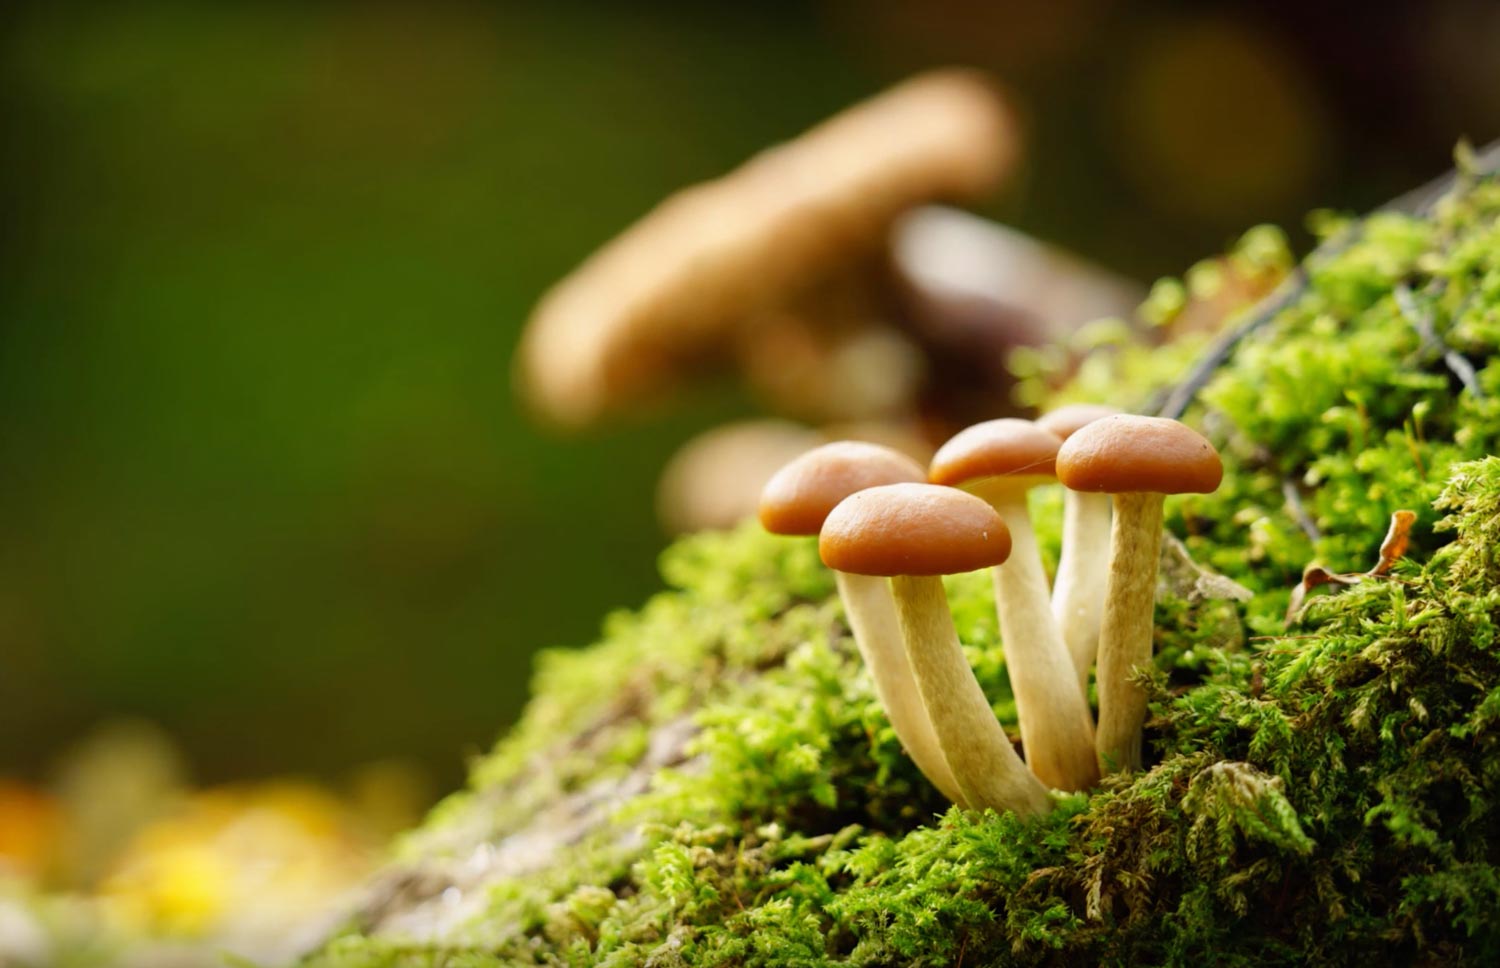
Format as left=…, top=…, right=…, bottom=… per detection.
left=1154, top=265, right=1311, bottom=420
left=1380, top=139, right=1500, bottom=215
left=1281, top=476, right=1321, bottom=542
left=1155, top=138, right=1500, bottom=420
left=1393, top=282, right=1483, bottom=398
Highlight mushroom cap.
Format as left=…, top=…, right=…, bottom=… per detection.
left=928, top=418, right=1061, bottom=488
left=819, top=482, right=1012, bottom=576
left=517, top=69, right=1018, bottom=428
left=658, top=420, right=823, bottom=535
left=1035, top=403, right=1121, bottom=441
left=759, top=441, right=927, bottom=536
left=1055, top=414, right=1223, bottom=494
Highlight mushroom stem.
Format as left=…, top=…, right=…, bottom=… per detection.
left=1052, top=490, right=1111, bottom=693
left=986, top=496, right=1100, bottom=792
left=834, top=570, right=968, bottom=806
left=889, top=574, right=1052, bottom=815
left=1095, top=491, right=1166, bottom=774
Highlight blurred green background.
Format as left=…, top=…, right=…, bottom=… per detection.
left=2, top=0, right=1496, bottom=790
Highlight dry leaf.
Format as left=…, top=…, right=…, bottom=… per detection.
left=1158, top=533, right=1253, bottom=603
left=1284, top=510, right=1416, bottom=625
left=1369, top=509, right=1417, bottom=577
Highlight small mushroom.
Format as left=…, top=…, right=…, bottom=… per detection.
left=1035, top=403, right=1120, bottom=692
left=820, top=483, right=1051, bottom=815
left=657, top=420, right=823, bottom=535
left=1055, top=415, right=1223, bottom=774
left=759, top=442, right=966, bottom=806
left=928, top=419, right=1098, bottom=792
left=517, top=69, right=1017, bottom=429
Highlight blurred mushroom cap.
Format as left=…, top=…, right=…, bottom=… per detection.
left=891, top=206, right=1145, bottom=348
left=656, top=420, right=823, bottom=535
left=656, top=418, right=937, bottom=536
left=518, top=69, right=1018, bottom=429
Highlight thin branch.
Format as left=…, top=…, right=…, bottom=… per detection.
left=1380, top=138, right=1500, bottom=215
left=1154, top=138, right=1500, bottom=420
left=1281, top=476, right=1321, bottom=543
left=1393, top=282, right=1484, bottom=398
left=1155, top=265, right=1310, bottom=420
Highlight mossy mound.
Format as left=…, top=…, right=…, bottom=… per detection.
left=305, top=166, right=1500, bottom=966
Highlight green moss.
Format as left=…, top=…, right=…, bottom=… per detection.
left=303, top=170, right=1500, bottom=966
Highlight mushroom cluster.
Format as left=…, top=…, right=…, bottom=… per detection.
left=760, top=411, right=1221, bottom=816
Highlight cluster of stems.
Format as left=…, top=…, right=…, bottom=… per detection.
left=762, top=415, right=1220, bottom=815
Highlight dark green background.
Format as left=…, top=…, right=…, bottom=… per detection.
left=1, top=0, right=1494, bottom=787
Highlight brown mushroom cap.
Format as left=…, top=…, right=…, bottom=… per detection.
left=517, top=69, right=1018, bottom=428
left=759, top=441, right=926, bottom=536
left=820, top=483, right=1011, bottom=576
left=1055, top=415, right=1223, bottom=494
left=1035, top=403, right=1121, bottom=442
left=928, top=418, right=1062, bottom=488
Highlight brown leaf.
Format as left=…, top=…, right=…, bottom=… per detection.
left=1368, top=509, right=1417, bottom=577
left=1284, top=510, right=1416, bottom=625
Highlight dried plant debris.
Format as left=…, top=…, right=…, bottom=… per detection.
left=1285, top=510, right=1416, bottom=624
left=1159, top=531, right=1253, bottom=604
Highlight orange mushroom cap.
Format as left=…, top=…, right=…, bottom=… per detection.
left=1055, top=414, right=1222, bottom=494
left=759, top=441, right=926, bottom=536
left=819, top=483, right=1012, bottom=576
left=928, top=418, right=1061, bottom=488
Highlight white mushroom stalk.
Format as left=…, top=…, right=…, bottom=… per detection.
left=1056, top=415, right=1223, bottom=775
left=1092, top=491, right=1165, bottom=774
left=821, top=483, right=1052, bottom=815
left=930, top=419, right=1099, bottom=792
left=834, top=570, right=968, bottom=806
left=1036, top=403, right=1122, bottom=693
left=967, top=478, right=1100, bottom=793
left=1051, top=490, right=1112, bottom=692
left=759, top=441, right=966, bottom=805
left=889, top=573, right=1050, bottom=815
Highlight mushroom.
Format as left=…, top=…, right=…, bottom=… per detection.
left=657, top=420, right=822, bottom=535
left=517, top=69, right=1017, bottom=430
left=1035, top=403, right=1121, bottom=691
left=891, top=207, right=1145, bottom=432
left=1055, top=415, right=1223, bottom=774
left=820, top=483, right=1051, bottom=815
left=928, top=419, right=1098, bottom=792
left=758, top=442, right=966, bottom=805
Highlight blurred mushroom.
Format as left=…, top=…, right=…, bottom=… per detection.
left=890, top=207, right=1144, bottom=434
left=656, top=420, right=823, bottom=535
left=519, top=68, right=1146, bottom=457
left=517, top=69, right=1021, bottom=431
left=818, top=420, right=934, bottom=466
left=657, top=419, right=933, bottom=536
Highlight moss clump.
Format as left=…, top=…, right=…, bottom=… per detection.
left=303, top=169, right=1500, bottom=966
